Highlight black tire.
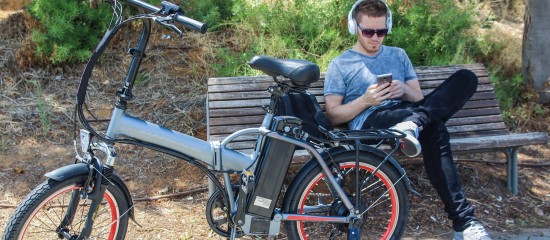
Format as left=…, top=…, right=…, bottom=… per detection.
left=3, top=175, right=129, bottom=240
left=283, top=151, right=409, bottom=240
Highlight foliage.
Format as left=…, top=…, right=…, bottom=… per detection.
left=491, top=72, right=523, bottom=111
left=212, top=0, right=353, bottom=75
left=181, top=0, right=235, bottom=30
left=25, top=0, right=529, bottom=114
left=207, top=0, right=527, bottom=115
left=27, top=0, right=113, bottom=64
left=209, top=0, right=480, bottom=77
left=387, top=0, right=477, bottom=66
left=31, top=80, right=52, bottom=135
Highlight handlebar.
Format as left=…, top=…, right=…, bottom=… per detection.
left=125, top=0, right=208, bottom=34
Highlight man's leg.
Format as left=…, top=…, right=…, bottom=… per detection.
left=364, top=69, right=478, bottom=129
left=404, top=69, right=478, bottom=127
left=419, top=121, right=477, bottom=231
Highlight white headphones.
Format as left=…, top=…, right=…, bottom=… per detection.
left=347, top=0, right=393, bottom=35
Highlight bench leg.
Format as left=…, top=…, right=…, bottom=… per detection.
left=505, top=147, right=519, bottom=195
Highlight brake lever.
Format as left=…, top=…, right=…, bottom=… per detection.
left=155, top=15, right=184, bottom=37
left=166, top=23, right=183, bottom=37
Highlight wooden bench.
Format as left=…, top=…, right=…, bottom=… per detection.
left=206, top=63, right=548, bottom=195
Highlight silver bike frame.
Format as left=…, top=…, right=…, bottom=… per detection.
left=104, top=105, right=357, bottom=218
left=105, top=107, right=254, bottom=171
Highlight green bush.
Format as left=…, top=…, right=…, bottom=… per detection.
left=28, top=0, right=113, bottom=64
left=212, top=0, right=353, bottom=76
left=387, top=0, right=477, bottom=66
left=181, top=0, right=236, bottom=30
left=210, top=0, right=479, bottom=77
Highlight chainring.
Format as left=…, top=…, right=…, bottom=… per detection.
left=205, top=187, right=244, bottom=238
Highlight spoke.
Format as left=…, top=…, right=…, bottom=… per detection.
left=40, top=204, right=61, bottom=230
left=90, top=204, right=134, bottom=239
left=368, top=194, right=391, bottom=209
left=26, top=229, right=57, bottom=234
left=362, top=179, right=384, bottom=194
left=361, top=174, right=405, bottom=216
left=28, top=222, right=56, bottom=233
left=58, top=192, right=66, bottom=225
left=70, top=198, right=88, bottom=234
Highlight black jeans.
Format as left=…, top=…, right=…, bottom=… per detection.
left=362, top=69, right=478, bottom=231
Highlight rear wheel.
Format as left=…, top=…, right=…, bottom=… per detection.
left=2, top=176, right=129, bottom=240
left=284, top=152, right=409, bottom=240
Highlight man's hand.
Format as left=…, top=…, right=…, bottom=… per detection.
left=388, top=80, right=424, bottom=102
left=388, top=80, right=407, bottom=99
left=359, top=82, right=391, bottom=107
left=325, top=82, right=391, bottom=126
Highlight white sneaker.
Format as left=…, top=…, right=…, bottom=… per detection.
left=390, top=121, right=421, bottom=157
left=453, top=221, right=492, bottom=240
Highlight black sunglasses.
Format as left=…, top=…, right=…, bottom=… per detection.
left=357, top=23, right=388, bottom=38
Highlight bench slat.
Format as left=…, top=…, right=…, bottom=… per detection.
left=208, top=119, right=507, bottom=136
left=208, top=93, right=499, bottom=109
left=207, top=75, right=492, bottom=94
left=213, top=131, right=548, bottom=153
left=208, top=113, right=505, bottom=128
left=208, top=105, right=503, bottom=120
left=212, top=129, right=546, bottom=152
left=207, top=63, right=487, bottom=85
left=450, top=132, right=548, bottom=151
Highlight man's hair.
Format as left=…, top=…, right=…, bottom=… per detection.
left=354, top=0, right=388, bottom=22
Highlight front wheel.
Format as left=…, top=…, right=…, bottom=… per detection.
left=2, top=175, right=130, bottom=240
left=283, top=151, right=409, bottom=240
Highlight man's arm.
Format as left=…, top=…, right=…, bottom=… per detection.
left=389, top=79, right=424, bottom=102
left=325, top=83, right=391, bottom=126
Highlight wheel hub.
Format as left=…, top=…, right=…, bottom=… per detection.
left=329, top=198, right=368, bottom=232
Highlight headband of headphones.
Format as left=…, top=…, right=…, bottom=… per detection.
left=347, top=0, right=393, bottom=35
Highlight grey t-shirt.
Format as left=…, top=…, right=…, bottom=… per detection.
left=324, top=46, right=418, bottom=130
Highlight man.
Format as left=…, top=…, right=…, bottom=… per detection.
left=323, top=0, right=492, bottom=239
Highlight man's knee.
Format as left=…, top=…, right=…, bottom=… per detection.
left=419, top=121, right=450, bottom=143
left=455, top=69, right=478, bottom=88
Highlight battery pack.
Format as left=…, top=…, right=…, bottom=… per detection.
left=246, top=137, right=295, bottom=218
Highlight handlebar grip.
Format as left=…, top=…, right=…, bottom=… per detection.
left=124, top=0, right=208, bottom=34
left=175, top=14, right=208, bottom=34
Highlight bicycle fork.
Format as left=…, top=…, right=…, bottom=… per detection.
left=56, top=154, right=115, bottom=239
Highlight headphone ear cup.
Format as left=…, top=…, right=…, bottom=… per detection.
left=348, top=19, right=356, bottom=35
left=348, top=0, right=360, bottom=35
left=384, top=1, right=393, bottom=32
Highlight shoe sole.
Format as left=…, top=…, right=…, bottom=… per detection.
left=400, top=135, right=421, bottom=157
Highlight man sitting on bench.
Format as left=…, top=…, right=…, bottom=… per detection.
left=323, top=0, right=491, bottom=239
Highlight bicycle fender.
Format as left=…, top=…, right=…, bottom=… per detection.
left=302, top=145, right=419, bottom=196
left=44, top=163, right=90, bottom=181
left=45, top=163, right=136, bottom=220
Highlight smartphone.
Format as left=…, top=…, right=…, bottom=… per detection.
left=377, top=73, right=392, bottom=86
left=377, top=73, right=392, bottom=91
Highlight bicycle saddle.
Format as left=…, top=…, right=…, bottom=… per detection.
left=249, top=55, right=320, bottom=88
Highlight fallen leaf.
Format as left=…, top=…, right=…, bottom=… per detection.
left=13, top=167, right=24, bottom=174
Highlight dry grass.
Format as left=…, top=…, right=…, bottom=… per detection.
left=1, top=2, right=549, bottom=239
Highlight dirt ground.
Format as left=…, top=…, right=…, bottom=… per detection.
left=1, top=7, right=549, bottom=240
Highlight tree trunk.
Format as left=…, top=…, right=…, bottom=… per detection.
left=522, top=0, right=550, bottom=103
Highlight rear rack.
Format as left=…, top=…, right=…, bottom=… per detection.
left=326, top=128, right=406, bottom=141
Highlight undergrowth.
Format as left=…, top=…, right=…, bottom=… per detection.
left=27, top=0, right=112, bottom=64
left=21, top=0, right=539, bottom=125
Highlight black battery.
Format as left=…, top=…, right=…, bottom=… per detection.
left=246, top=118, right=298, bottom=218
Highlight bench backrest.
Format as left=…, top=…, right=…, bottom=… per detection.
left=207, top=63, right=507, bottom=151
